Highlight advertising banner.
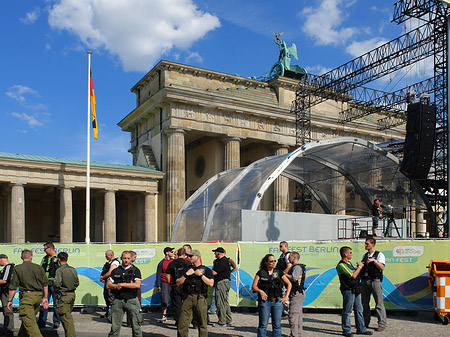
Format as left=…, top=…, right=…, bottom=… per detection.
left=1, top=239, right=448, bottom=310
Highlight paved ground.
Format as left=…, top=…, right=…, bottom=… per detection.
left=7, top=307, right=450, bottom=336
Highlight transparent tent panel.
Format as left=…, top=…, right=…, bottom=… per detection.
left=202, top=154, right=289, bottom=241
left=171, top=168, right=245, bottom=241
left=171, top=138, right=431, bottom=242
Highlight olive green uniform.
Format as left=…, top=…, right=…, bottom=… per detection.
left=9, top=260, right=48, bottom=337
left=54, top=264, right=79, bottom=337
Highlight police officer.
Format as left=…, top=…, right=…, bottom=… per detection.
left=166, top=247, right=191, bottom=325
left=38, top=242, right=61, bottom=329
left=0, top=254, right=14, bottom=336
left=100, top=249, right=119, bottom=321
left=106, top=251, right=142, bottom=337
left=176, top=249, right=214, bottom=337
left=361, top=237, right=387, bottom=331
left=285, top=252, right=306, bottom=337
left=54, top=252, right=79, bottom=337
left=212, top=247, right=235, bottom=327
left=7, top=249, right=49, bottom=337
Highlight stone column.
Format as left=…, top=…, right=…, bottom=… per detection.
left=94, top=196, right=104, bottom=242
left=59, top=187, right=73, bottom=243
left=332, top=171, right=346, bottom=215
left=11, top=184, right=25, bottom=243
left=104, top=190, right=116, bottom=242
left=166, top=129, right=186, bottom=240
left=222, top=136, right=241, bottom=170
left=144, top=192, right=157, bottom=242
left=416, top=209, right=425, bottom=237
left=273, top=146, right=289, bottom=212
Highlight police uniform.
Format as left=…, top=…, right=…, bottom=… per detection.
left=9, top=260, right=48, bottom=337
left=101, top=258, right=119, bottom=319
left=336, top=259, right=367, bottom=335
left=166, top=257, right=191, bottom=324
left=38, top=253, right=60, bottom=328
left=255, top=268, right=284, bottom=337
left=108, top=264, right=142, bottom=337
left=177, top=265, right=214, bottom=337
left=361, top=250, right=387, bottom=329
left=287, top=263, right=306, bottom=337
left=212, top=256, right=233, bottom=325
left=54, top=264, right=79, bottom=337
left=0, top=262, right=15, bottom=335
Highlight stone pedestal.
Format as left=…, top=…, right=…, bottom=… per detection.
left=59, top=187, right=73, bottom=243
left=144, top=192, right=157, bottom=242
left=273, top=146, right=289, bottom=212
left=104, top=190, right=116, bottom=242
left=11, top=184, right=25, bottom=243
left=222, top=137, right=241, bottom=170
left=166, top=129, right=186, bottom=240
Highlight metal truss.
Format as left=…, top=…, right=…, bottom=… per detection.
left=339, top=78, right=435, bottom=125
left=293, top=0, right=449, bottom=236
left=301, top=22, right=435, bottom=108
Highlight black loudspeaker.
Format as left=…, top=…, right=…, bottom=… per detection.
left=400, top=103, right=436, bottom=180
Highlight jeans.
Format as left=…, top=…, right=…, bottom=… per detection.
left=208, top=287, right=216, bottom=313
left=341, top=290, right=366, bottom=334
left=257, top=299, right=283, bottom=337
left=38, top=283, right=60, bottom=327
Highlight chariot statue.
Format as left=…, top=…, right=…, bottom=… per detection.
left=269, top=32, right=307, bottom=79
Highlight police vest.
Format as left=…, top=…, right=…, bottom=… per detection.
left=0, top=263, right=14, bottom=294
left=276, top=252, right=289, bottom=271
left=170, top=259, right=191, bottom=283
left=289, top=263, right=306, bottom=294
left=182, top=266, right=209, bottom=298
left=361, top=251, right=383, bottom=281
left=257, top=268, right=283, bottom=300
left=101, top=258, right=119, bottom=276
left=111, top=265, right=139, bottom=300
left=337, top=260, right=361, bottom=293
left=42, top=255, right=59, bottom=279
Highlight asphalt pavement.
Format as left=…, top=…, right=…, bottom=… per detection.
left=7, top=307, right=450, bottom=336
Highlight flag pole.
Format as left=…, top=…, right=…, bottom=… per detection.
left=86, top=51, right=92, bottom=244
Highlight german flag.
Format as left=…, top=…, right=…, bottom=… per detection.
left=90, top=71, right=98, bottom=140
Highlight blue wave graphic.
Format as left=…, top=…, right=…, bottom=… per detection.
left=73, top=266, right=434, bottom=310
left=304, top=268, right=338, bottom=306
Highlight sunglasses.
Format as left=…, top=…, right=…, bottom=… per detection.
left=268, top=260, right=277, bottom=263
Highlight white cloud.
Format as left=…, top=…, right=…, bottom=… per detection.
left=6, top=85, right=48, bottom=110
left=302, top=0, right=358, bottom=46
left=20, top=8, right=41, bottom=24
left=185, top=51, right=203, bottom=64
left=10, top=112, right=47, bottom=128
left=6, top=85, right=39, bottom=102
left=48, top=0, right=221, bottom=72
left=306, top=65, right=333, bottom=76
left=346, top=37, right=388, bottom=58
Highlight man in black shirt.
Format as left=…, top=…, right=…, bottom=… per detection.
left=0, top=254, right=14, bottom=336
left=212, top=247, right=235, bottom=327
left=166, top=247, right=191, bottom=325
left=177, top=249, right=214, bottom=337
left=371, top=199, right=382, bottom=236
left=106, top=251, right=142, bottom=337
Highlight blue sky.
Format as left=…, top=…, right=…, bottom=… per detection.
left=0, top=0, right=429, bottom=165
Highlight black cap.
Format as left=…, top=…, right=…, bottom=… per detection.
left=212, top=247, right=225, bottom=253
left=0, top=254, right=7, bottom=259
left=163, top=247, right=175, bottom=254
